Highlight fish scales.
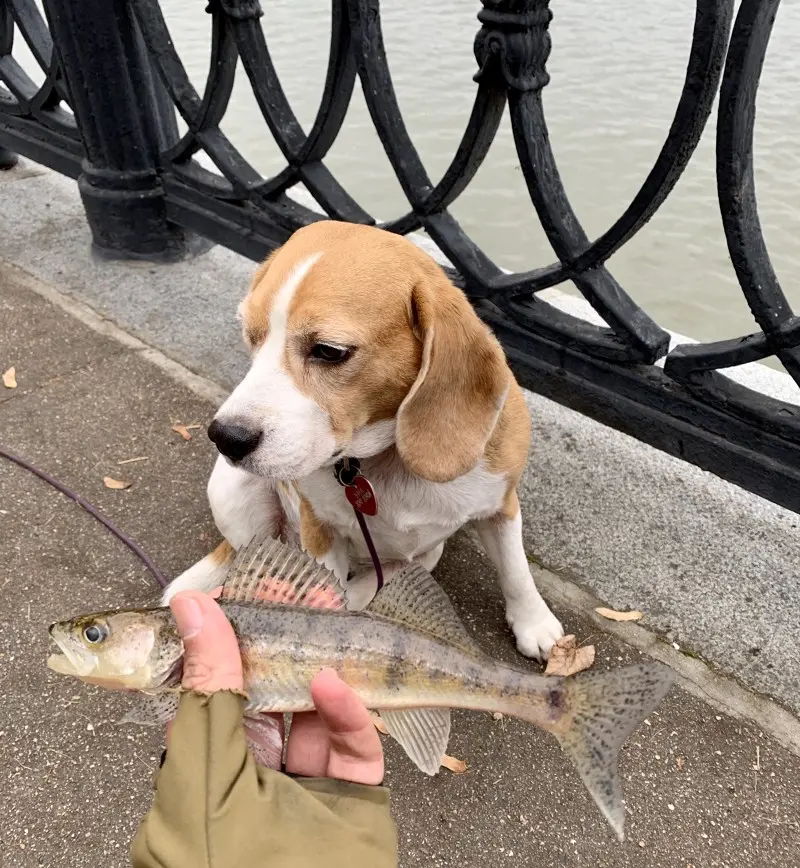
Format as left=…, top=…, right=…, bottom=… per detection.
left=227, top=603, right=548, bottom=720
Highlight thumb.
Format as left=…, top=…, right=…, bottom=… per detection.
left=311, top=668, right=384, bottom=785
left=170, top=591, right=243, bottom=692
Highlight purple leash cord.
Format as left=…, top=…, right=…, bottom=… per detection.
left=0, top=444, right=168, bottom=589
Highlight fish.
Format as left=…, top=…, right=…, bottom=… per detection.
left=47, top=536, right=674, bottom=840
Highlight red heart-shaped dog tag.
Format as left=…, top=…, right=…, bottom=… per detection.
left=345, top=475, right=378, bottom=516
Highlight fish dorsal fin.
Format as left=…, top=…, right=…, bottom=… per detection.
left=378, top=708, right=450, bottom=775
left=368, top=564, right=482, bottom=656
left=221, top=536, right=346, bottom=611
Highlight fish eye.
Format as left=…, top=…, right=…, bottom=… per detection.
left=310, top=343, right=352, bottom=364
left=83, top=623, right=108, bottom=645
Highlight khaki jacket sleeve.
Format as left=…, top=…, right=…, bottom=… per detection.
left=131, top=691, right=397, bottom=868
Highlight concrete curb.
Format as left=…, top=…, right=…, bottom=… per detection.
left=1, top=261, right=229, bottom=407
left=532, top=564, right=800, bottom=759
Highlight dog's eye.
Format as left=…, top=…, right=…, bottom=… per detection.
left=310, top=343, right=351, bottom=364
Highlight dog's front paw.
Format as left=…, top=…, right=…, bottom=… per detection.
left=160, top=574, right=213, bottom=606
left=506, top=604, right=564, bottom=661
left=343, top=562, right=406, bottom=611
left=344, top=573, right=379, bottom=611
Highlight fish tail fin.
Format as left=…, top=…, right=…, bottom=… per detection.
left=550, top=663, right=674, bottom=840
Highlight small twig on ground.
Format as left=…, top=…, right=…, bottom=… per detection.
left=133, top=751, right=154, bottom=772
left=35, top=513, right=56, bottom=536
left=47, top=697, right=81, bottom=718
left=753, top=744, right=761, bottom=794
left=44, top=746, right=77, bottom=765
left=757, top=808, right=798, bottom=829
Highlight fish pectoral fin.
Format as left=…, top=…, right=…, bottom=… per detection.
left=243, top=713, right=285, bottom=769
left=377, top=707, right=450, bottom=775
left=368, top=564, right=483, bottom=655
left=121, top=692, right=180, bottom=726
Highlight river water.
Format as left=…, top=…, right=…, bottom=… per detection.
left=23, top=1, right=800, bottom=353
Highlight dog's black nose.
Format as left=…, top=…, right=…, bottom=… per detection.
left=207, top=419, right=262, bottom=462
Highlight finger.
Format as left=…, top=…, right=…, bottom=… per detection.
left=311, top=669, right=384, bottom=785
left=170, top=591, right=243, bottom=692
left=284, top=711, right=331, bottom=777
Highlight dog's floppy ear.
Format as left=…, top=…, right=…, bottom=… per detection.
left=238, top=250, right=279, bottom=348
left=396, top=265, right=510, bottom=482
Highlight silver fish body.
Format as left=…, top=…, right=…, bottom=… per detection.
left=47, top=536, right=675, bottom=840
left=229, top=602, right=559, bottom=721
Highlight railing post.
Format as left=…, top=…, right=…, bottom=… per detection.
left=42, top=0, right=199, bottom=261
left=0, top=147, right=18, bottom=170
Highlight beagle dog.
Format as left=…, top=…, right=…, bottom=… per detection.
left=163, top=221, right=564, bottom=660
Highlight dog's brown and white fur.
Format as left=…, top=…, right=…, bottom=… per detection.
left=163, top=221, right=563, bottom=660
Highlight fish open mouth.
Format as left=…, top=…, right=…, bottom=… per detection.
left=47, top=649, right=78, bottom=676
left=46, top=624, right=90, bottom=677
left=47, top=640, right=118, bottom=686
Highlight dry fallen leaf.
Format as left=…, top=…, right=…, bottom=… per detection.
left=676, top=756, right=685, bottom=770
left=370, top=713, right=389, bottom=735
left=2, top=366, right=17, bottom=389
left=545, top=634, right=596, bottom=677
left=103, top=476, right=132, bottom=490
left=595, top=606, right=643, bottom=622
left=171, top=423, right=202, bottom=441
left=441, top=754, right=468, bottom=774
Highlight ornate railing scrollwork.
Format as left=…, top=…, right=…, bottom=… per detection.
left=474, top=0, right=552, bottom=94
left=1, top=0, right=798, bottom=511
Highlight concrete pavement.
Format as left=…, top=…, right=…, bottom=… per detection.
left=2, top=231, right=800, bottom=867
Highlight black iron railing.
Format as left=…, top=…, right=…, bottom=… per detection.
left=1, top=0, right=798, bottom=511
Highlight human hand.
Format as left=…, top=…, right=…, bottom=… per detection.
left=167, top=590, right=384, bottom=786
